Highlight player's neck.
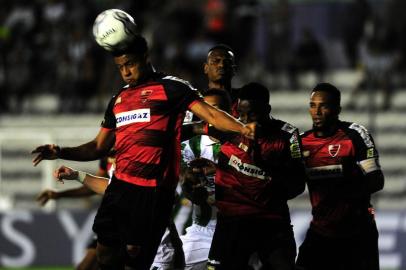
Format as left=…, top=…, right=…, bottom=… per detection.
left=314, top=120, right=340, bottom=138
left=208, top=80, right=232, bottom=92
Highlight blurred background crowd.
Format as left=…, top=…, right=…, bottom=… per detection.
left=1, top=0, right=406, bottom=114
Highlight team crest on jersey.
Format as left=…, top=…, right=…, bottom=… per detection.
left=116, top=109, right=151, bottom=127
left=328, top=144, right=341, bottom=157
left=140, top=89, right=153, bottom=103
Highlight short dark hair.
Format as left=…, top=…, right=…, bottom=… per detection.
left=207, top=44, right=235, bottom=57
left=203, top=88, right=232, bottom=112
left=312, top=82, right=341, bottom=107
left=111, top=34, right=148, bottom=57
left=238, top=82, right=271, bottom=112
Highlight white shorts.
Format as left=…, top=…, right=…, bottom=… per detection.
left=181, top=223, right=215, bottom=266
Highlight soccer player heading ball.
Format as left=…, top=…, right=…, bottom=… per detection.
left=32, top=9, right=255, bottom=270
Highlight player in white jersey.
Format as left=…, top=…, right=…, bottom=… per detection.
left=181, top=89, right=231, bottom=270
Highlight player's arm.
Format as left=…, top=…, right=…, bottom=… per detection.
left=53, top=165, right=109, bottom=195
left=32, top=128, right=115, bottom=166
left=271, top=128, right=306, bottom=200
left=36, top=186, right=95, bottom=207
left=349, top=124, right=385, bottom=195
left=189, top=100, right=255, bottom=139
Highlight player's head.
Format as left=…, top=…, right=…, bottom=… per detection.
left=203, top=88, right=232, bottom=113
left=237, top=82, right=271, bottom=124
left=309, top=82, right=341, bottom=131
left=112, top=35, right=149, bottom=87
left=204, top=44, right=236, bottom=87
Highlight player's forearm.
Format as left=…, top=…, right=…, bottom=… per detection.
left=59, top=141, right=108, bottom=161
left=206, top=109, right=245, bottom=134
left=56, top=185, right=95, bottom=198
left=82, top=174, right=109, bottom=195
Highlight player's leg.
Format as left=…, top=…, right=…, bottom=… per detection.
left=123, top=186, right=176, bottom=269
left=346, top=219, right=379, bottom=270
left=207, top=216, right=252, bottom=270
left=253, top=221, right=296, bottom=270
left=92, top=179, right=126, bottom=269
left=295, top=228, right=339, bottom=270
left=76, top=238, right=98, bottom=270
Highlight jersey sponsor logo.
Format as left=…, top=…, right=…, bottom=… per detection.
left=290, top=132, right=302, bottom=158
left=238, top=142, right=249, bottom=152
left=367, top=148, right=375, bottom=158
left=282, top=123, right=297, bottom=134
left=115, top=109, right=151, bottom=127
left=306, top=164, right=343, bottom=179
left=349, top=123, right=374, bottom=148
left=228, top=155, right=269, bottom=180
left=328, top=144, right=341, bottom=157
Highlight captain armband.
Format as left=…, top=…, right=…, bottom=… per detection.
left=358, top=158, right=381, bottom=175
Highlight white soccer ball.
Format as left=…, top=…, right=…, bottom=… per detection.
left=92, top=9, right=138, bottom=51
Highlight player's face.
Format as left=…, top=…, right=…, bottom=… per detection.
left=204, top=95, right=222, bottom=109
left=238, top=100, right=261, bottom=124
left=204, top=49, right=235, bottom=83
left=114, top=53, right=147, bottom=86
left=309, top=91, right=339, bottom=130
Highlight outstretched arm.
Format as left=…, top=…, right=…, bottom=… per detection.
left=54, top=166, right=109, bottom=195
left=32, top=128, right=115, bottom=166
left=36, top=186, right=95, bottom=206
left=189, top=100, right=255, bottom=139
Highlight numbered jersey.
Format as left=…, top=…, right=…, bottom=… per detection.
left=301, top=121, right=382, bottom=237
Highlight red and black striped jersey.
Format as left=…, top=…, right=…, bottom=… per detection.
left=101, top=73, right=201, bottom=189
left=301, top=121, right=382, bottom=237
left=210, top=118, right=306, bottom=220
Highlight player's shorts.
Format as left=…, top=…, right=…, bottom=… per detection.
left=181, top=222, right=215, bottom=267
left=93, top=176, right=175, bottom=268
left=296, top=219, right=379, bottom=270
left=208, top=215, right=296, bottom=270
left=86, top=235, right=97, bottom=249
left=150, top=222, right=185, bottom=270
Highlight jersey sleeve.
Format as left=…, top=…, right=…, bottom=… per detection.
left=275, top=123, right=307, bottom=199
left=162, top=76, right=202, bottom=112
left=101, top=96, right=117, bottom=129
left=348, top=123, right=382, bottom=175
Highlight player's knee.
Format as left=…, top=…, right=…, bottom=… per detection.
left=126, top=244, right=141, bottom=258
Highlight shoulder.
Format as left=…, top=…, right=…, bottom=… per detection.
left=272, top=119, right=300, bottom=137
left=300, top=129, right=313, bottom=139
left=159, top=75, right=196, bottom=91
left=342, top=121, right=375, bottom=148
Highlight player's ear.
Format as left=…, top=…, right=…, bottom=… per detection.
left=203, top=62, right=209, bottom=74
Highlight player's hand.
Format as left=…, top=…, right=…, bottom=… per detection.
left=31, top=144, right=60, bottom=166
left=53, top=165, right=78, bottom=184
left=36, top=189, right=59, bottom=206
left=242, top=122, right=256, bottom=140
left=189, top=158, right=217, bottom=176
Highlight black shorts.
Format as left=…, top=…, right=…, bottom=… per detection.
left=86, top=235, right=97, bottom=249
left=296, top=219, right=379, bottom=270
left=93, top=176, right=175, bottom=267
left=208, top=215, right=296, bottom=270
